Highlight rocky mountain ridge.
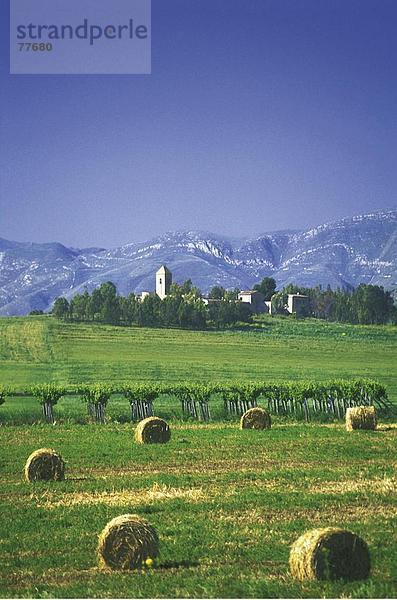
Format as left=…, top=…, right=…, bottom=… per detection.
left=1, top=209, right=396, bottom=315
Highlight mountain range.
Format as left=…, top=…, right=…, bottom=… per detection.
left=1, top=209, right=396, bottom=316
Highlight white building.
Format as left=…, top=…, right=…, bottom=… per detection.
left=287, top=293, right=309, bottom=316
left=237, top=290, right=268, bottom=313
left=265, top=300, right=272, bottom=314
left=156, top=265, right=172, bottom=299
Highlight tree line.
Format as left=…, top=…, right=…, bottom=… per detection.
left=50, top=276, right=396, bottom=328
left=52, top=280, right=252, bottom=329
left=197, top=277, right=396, bottom=325
left=270, top=282, right=396, bottom=325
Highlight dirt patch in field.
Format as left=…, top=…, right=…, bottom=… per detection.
left=34, top=483, right=204, bottom=509
left=174, top=423, right=236, bottom=430
left=201, top=474, right=397, bottom=498
left=214, top=501, right=396, bottom=527
left=308, top=476, right=397, bottom=495
left=83, top=456, right=356, bottom=478
left=2, top=567, right=98, bottom=591
left=377, top=424, right=397, bottom=432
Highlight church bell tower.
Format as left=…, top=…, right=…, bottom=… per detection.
left=156, top=265, right=172, bottom=299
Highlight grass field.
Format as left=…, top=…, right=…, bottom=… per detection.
left=1, top=316, right=396, bottom=598
left=0, top=422, right=396, bottom=598
left=1, top=316, right=397, bottom=399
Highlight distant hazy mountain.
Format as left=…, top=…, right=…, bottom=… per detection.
left=1, top=209, right=396, bottom=316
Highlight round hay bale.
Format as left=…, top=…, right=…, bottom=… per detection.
left=135, top=416, right=171, bottom=444
left=240, top=407, right=271, bottom=430
left=24, top=448, right=65, bottom=482
left=289, top=527, right=371, bottom=581
left=346, top=406, right=377, bottom=431
left=98, top=514, right=159, bottom=570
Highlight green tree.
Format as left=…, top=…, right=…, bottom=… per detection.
left=236, top=301, right=253, bottom=323
left=97, top=282, right=120, bottom=325
left=101, top=296, right=121, bottom=325
left=180, top=279, right=193, bottom=294
left=253, top=277, right=277, bottom=301
left=69, top=292, right=89, bottom=321
left=52, top=297, right=69, bottom=319
left=88, top=288, right=103, bottom=321
left=352, top=284, right=395, bottom=325
left=209, top=286, right=226, bottom=299
left=207, top=299, right=250, bottom=328
left=225, top=288, right=240, bottom=301
left=119, top=293, right=138, bottom=325
left=271, top=291, right=288, bottom=315
left=169, top=282, right=183, bottom=298
left=177, top=299, right=207, bottom=329
left=137, top=294, right=162, bottom=327
left=161, top=294, right=182, bottom=327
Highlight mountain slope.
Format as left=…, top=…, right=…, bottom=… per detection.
left=0, top=209, right=396, bottom=315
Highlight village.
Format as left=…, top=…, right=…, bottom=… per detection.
left=137, top=265, right=310, bottom=316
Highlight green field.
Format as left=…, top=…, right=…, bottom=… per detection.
left=0, top=422, right=396, bottom=598
left=1, top=316, right=397, bottom=398
left=1, top=316, right=396, bottom=598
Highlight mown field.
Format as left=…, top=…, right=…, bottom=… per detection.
left=0, top=316, right=396, bottom=598
left=1, top=422, right=396, bottom=598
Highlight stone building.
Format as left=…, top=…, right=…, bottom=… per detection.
left=156, top=265, right=172, bottom=300
left=237, top=290, right=268, bottom=313
left=287, top=293, right=309, bottom=316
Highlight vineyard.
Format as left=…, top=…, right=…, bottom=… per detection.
left=1, top=379, right=395, bottom=425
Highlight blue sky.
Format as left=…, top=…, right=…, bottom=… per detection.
left=1, top=0, right=396, bottom=248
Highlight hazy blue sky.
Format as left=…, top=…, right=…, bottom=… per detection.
left=1, top=0, right=396, bottom=248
